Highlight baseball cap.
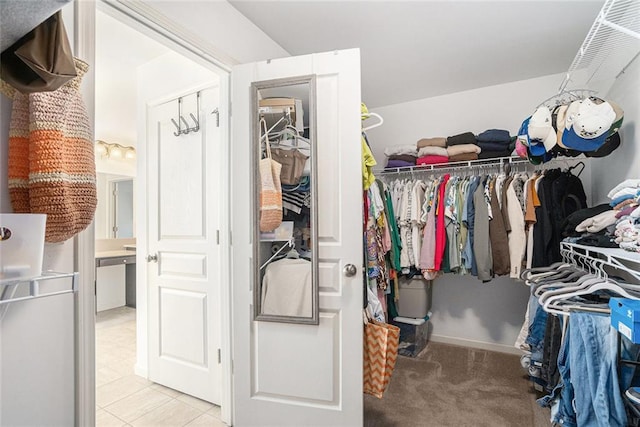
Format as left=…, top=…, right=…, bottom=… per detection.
left=584, top=132, right=621, bottom=158
left=572, top=97, right=616, bottom=139
left=589, top=97, right=624, bottom=137
left=517, top=116, right=531, bottom=147
left=562, top=100, right=582, bottom=137
left=608, top=100, right=624, bottom=136
left=528, top=106, right=556, bottom=154
left=561, top=98, right=615, bottom=151
left=553, top=104, right=569, bottom=148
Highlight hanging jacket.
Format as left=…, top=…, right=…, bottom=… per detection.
left=473, top=176, right=493, bottom=281
left=489, top=177, right=510, bottom=276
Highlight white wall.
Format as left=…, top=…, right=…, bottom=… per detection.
left=366, top=72, right=592, bottom=351
left=134, top=50, right=219, bottom=376
left=1, top=5, right=76, bottom=425
left=590, top=56, right=640, bottom=204
left=367, top=72, right=565, bottom=162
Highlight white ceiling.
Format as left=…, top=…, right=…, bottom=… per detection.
left=95, top=11, right=170, bottom=146
left=229, top=1, right=605, bottom=108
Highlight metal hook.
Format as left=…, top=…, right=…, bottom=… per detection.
left=189, top=113, right=200, bottom=132
left=173, top=97, right=184, bottom=136
left=171, top=118, right=182, bottom=136
left=191, top=91, right=201, bottom=132
left=180, top=115, right=191, bottom=133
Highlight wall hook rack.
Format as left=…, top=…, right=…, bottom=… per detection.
left=171, top=92, right=201, bottom=136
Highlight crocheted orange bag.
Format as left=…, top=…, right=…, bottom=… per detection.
left=7, top=59, right=96, bottom=243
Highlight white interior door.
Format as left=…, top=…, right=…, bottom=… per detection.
left=231, top=49, right=363, bottom=426
left=147, top=87, right=222, bottom=404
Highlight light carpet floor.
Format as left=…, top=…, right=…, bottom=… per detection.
left=364, top=341, right=550, bottom=427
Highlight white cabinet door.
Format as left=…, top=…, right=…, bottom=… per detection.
left=147, top=87, right=222, bottom=404
left=231, top=49, right=363, bottom=426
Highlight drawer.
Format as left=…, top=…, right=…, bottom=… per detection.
left=96, top=256, right=136, bottom=268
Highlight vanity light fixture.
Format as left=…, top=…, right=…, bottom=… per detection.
left=96, top=140, right=136, bottom=160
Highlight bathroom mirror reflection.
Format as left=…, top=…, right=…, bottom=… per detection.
left=96, top=173, right=135, bottom=239
left=252, top=75, right=318, bottom=325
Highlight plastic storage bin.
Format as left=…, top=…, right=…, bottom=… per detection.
left=392, top=317, right=429, bottom=357
left=0, top=214, right=46, bottom=281
left=396, top=277, right=433, bottom=318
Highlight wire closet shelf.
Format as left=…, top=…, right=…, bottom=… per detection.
left=560, top=241, right=640, bottom=284
left=374, top=156, right=587, bottom=177
left=559, top=0, right=640, bottom=93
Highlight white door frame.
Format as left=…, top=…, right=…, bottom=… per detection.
left=74, top=1, right=234, bottom=425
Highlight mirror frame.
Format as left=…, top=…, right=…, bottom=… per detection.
left=251, top=75, right=319, bottom=325
left=110, top=178, right=135, bottom=239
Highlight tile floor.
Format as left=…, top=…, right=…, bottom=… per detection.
left=96, top=307, right=225, bottom=427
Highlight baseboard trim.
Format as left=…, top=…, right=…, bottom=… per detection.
left=429, top=334, right=523, bottom=356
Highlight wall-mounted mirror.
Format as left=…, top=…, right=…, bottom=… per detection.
left=252, top=75, right=318, bottom=325
left=96, top=173, right=135, bottom=239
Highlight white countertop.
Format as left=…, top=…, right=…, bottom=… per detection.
left=95, top=250, right=136, bottom=259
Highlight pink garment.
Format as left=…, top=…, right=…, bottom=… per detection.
left=417, top=155, right=449, bottom=166
left=382, top=215, right=392, bottom=252
left=434, top=174, right=450, bottom=271
left=515, top=139, right=528, bottom=158
left=616, top=204, right=639, bottom=219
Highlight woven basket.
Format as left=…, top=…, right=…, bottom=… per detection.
left=7, top=58, right=96, bottom=243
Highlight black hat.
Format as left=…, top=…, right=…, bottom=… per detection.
left=584, top=132, right=621, bottom=158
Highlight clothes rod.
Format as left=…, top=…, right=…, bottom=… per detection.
left=374, top=156, right=586, bottom=176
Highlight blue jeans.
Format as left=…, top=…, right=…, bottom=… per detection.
left=569, top=312, right=626, bottom=427
left=538, top=316, right=577, bottom=427
left=526, top=298, right=549, bottom=382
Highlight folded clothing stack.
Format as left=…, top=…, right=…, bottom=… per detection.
left=384, top=145, right=418, bottom=169
left=446, top=143, right=481, bottom=162
left=564, top=179, right=640, bottom=252
left=416, top=146, right=448, bottom=165
left=610, top=179, right=640, bottom=253
left=475, top=129, right=514, bottom=159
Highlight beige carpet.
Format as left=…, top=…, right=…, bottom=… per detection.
left=364, top=342, right=550, bottom=427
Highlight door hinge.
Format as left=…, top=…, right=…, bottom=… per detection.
left=229, top=103, right=232, bottom=116
left=217, top=348, right=221, bottom=364
left=229, top=230, right=232, bottom=245
left=216, top=230, right=220, bottom=245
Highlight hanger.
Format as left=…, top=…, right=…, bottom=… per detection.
left=259, top=115, right=288, bottom=144
left=568, top=161, right=585, bottom=177
left=286, top=247, right=300, bottom=259
left=537, top=274, right=600, bottom=303
left=362, top=112, right=383, bottom=131
left=260, top=239, right=295, bottom=270
left=543, top=279, right=640, bottom=314
left=272, top=125, right=311, bottom=148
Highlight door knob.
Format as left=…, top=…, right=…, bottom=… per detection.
left=147, top=253, right=158, bottom=263
left=343, top=264, right=357, bottom=277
